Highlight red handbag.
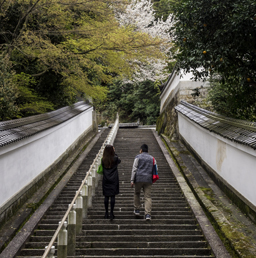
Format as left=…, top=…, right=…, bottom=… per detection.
left=152, top=157, right=159, bottom=183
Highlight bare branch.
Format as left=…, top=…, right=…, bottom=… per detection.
left=13, top=0, right=41, bottom=38
left=31, top=69, right=48, bottom=77
left=0, top=31, right=14, bottom=36
left=0, top=0, right=7, bottom=10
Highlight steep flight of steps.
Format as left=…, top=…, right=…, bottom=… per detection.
left=16, top=128, right=215, bottom=257
left=74, top=129, right=215, bottom=257
left=15, top=129, right=110, bottom=257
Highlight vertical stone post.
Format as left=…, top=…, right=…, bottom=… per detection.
left=93, top=164, right=99, bottom=187
left=82, top=181, right=88, bottom=219
left=45, top=246, right=55, bottom=258
left=76, top=191, right=83, bottom=234
left=57, top=221, right=67, bottom=258
left=91, top=166, right=96, bottom=196
left=67, top=204, right=76, bottom=256
left=87, top=173, right=93, bottom=208
left=92, top=109, right=97, bottom=131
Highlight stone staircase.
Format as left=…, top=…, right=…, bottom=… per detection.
left=17, top=129, right=215, bottom=257
left=16, top=129, right=110, bottom=257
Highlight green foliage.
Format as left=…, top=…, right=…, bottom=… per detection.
left=0, top=0, right=167, bottom=120
left=153, top=0, right=175, bottom=21
left=13, top=72, right=54, bottom=117
left=208, top=77, right=256, bottom=121
left=98, top=80, right=160, bottom=124
left=173, top=0, right=256, bottom=120
left=0, top=54, right=19, bottom=120
left=173, top=0, right=256, bottom=81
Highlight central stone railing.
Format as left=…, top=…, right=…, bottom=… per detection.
left=42, top=115, right=119, bottom=258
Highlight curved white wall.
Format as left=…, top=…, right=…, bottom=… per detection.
left=160, top=71, right=181, bottom=111
left=178, top=113, right=256, bottom=207
left=160, top=70, right=209, bottom=112
left=0, top=107, right=93, bottom=210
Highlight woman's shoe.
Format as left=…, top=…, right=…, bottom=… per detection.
left=110, top=213, right=115, bottom=220
left=104, top=212, right=109, bottom=219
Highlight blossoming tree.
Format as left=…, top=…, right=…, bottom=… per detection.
left=116, top=0, right=174, bottom=83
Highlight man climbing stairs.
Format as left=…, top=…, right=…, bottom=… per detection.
left=75, top=129, right=216, bottom=257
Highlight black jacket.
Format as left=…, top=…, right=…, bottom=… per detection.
left=102, top=154, right=121, bottom=196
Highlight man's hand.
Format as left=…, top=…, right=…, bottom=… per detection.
left=131, top=182, right=134, bottom=188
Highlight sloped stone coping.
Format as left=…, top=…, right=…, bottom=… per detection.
left=0, top=101, right=92, bottom=147
left=160, top=133, right=256, bottom=257
left=175, top=101, right=256, bottom=149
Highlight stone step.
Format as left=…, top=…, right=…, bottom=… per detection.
left=49, top=203, right=190, bottom=210
left=18, top=254, right=214, bottom=258
left=86, top=214, right=194, bottom=220
left=30, top=234, right=206, bottom=242
left=44, top=223, right=199, bottom=231
left=72, top=247, right=213, bottom=256
left=81, top=219, right=197, bottom=225
left=39, top=217, right=197, bottom=225
left=19, top=248, right=212, bottom=256
left=45, top=210, right=192, bottom=217
left=25, top=241, right=208, bottom=249
left=79, top=229, right=202, bottom=236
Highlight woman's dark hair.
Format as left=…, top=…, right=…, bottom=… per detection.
left=141, top=144, right=148, bottom=153
left=102, top=145, right=115, bottom=168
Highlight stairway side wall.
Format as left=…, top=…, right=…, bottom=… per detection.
left=0, top=107, right=96, bottom=226
left=178, top=113, right=256, bottom=222
left=157, top=71, right=208, bottom=139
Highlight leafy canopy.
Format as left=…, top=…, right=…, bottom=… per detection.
left=173, top=0, right=256, bottom=120
left=173, top=0, right=256, bottom=83
left=0, top=0, right=167, bottom=119
left=97, top=80, right=160, bottom=125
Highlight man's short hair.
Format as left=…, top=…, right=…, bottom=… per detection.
left=141, top=144, right=148, bottom=153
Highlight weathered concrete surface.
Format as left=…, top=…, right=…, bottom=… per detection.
left=0, top=129, right=105, bottom=258
left=160, top=133, right=256, bottom=258
left=153, top=130, right=231, bottom=258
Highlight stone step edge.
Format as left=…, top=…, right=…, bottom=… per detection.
left=17, top=256, right=214, bottom=258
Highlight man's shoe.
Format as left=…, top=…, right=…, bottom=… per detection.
left=134, top=209, right=140, bottom=216
left=104, top=212, right=109, bottom=219
left=145, top=214, right=151, bottom=220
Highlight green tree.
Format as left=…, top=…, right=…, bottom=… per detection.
left=0, top=54, right=19, bottom=120
left=208, top=77, right=256, bottom=121
left=173, top=0, right=256, bottom=119
left=99, top=80, right=160, bottom=124
left=0, top=0, right=167, bottom=119
left=153, top=0, right=175, bottom=21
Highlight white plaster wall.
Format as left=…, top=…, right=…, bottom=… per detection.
left=178, top=113, right=256, bottom=207
left=160, top=71, right=181, bottom=111
left=160, top=70, right=208, bottom=112
left=0, top=107, right=93, bottom=209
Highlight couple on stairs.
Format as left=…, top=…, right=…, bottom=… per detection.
left=101, top=144, right=157, bottom=221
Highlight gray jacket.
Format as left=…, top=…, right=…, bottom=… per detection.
left=131, top=152, right=156, bottom=183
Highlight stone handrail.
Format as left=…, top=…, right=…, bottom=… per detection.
left=42, top=114, right=119, bottom=258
